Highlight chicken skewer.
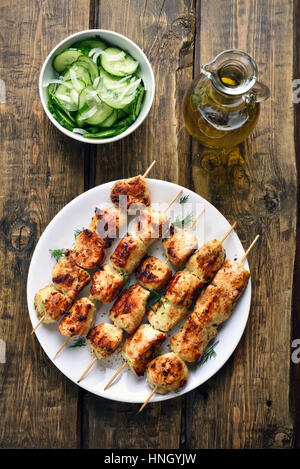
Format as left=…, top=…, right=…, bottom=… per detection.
left=77, top=323, right=123, bottom=383
left=103, top=223, right=236, bottom=390
left=147, top=222, right=237, bottom=332
left=162, top=207, right=205, bottom=267
left=53, top=297, right=96, bottom=359
left=110, top=189, right=182, bottom=275
left=110, top=160, right=156, bottom=210
left=138, top=235, right=259, bottom=413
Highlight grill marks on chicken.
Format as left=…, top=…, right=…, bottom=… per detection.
left=89, top=264, right=124, bottom=304
left=87, top=323, right=123, bottom=360
left=34, top=285, right=72, bottom=323
left=109, top=284, right=150, bottom=335
left=52, top=258, right=91, bottom=300
left=58, top=297, right=96, bottom=337
left=121, top=324, right=167, bottom=376
left=162, top=226, right=198, bottom=267
left=136, top=256, right=172, bottom=291
left=146, top=352, right=189, bottom=394
left=110, top=175, right=150, bottom=210
left=65, top=229, right=106, bottom=270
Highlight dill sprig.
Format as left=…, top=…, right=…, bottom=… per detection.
left=171, top=213, right=194, bottom=228
left=120, top=269, right=131, bottom=290
left=179, top=195, right=189, bottom=204
left=74, top=227, right=85, bottom=239
left=49, top=248, right=65, bottom=261
left=198, top=341, right=219, bottom=366
left=147, top=290, right=165, bottom=311
left=69, top=337, right=86, bottom=348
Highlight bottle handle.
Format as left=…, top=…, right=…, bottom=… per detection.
left=251, top=81, right=270, bottom=103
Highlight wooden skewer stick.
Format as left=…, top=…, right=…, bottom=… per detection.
left=240, top=234, right=260, bottom=263
left=77, top=357, right=97, bottom=383
left=104, top=362, right=127, bottom=390
left=138, top=386, right=158, bottom=414
left=163, top=189, right=183, bottom=213
left=139, top=233, right=259, bottom=413
left=142, top=160, right=156, bottom=178
left=219, top=221, right=237, bottom=244
left=31, top=316, right=45, bottom=335
left=190, top=207, right=205, bottom=229
left=53, top=337, right=71, bottom=360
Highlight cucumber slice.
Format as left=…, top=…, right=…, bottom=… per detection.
left=53, top=49, right=83, bottom=73
left=48, top=84, right=76, bottom=123
left=101, top=47, right=138, bottom=77
left=77, top=90, right=113, bottom=125
left=83, top=126, right=128, bottom=138
left=100, top=109, right=118, bottom=127
left=72, top=39, right=107, bottom=50
left=55, top=80, right=85, bottom=112
left=76, top=56, right=99, bottom=82
left=47, top=100, right=74, bottom=131
left=63, top=63, right=92, bottom=86
left=97, top=70, right=142, bottom=109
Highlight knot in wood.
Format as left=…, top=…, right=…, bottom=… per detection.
left=9, top=219, right=35, bottom=252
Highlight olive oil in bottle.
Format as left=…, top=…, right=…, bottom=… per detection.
left=183, top=50, right=270, bottom=149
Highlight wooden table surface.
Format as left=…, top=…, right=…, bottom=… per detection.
left=0, top=0, right=299, bottom=449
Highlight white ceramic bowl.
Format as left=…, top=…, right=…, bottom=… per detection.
left=39, top=29, right=155, bottom=144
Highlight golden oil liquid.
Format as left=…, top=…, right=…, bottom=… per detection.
left=183, top=67, right=260, bottom=149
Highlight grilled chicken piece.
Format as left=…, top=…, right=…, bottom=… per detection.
left=186, top=239, right=225, bottom=283
left=87, top=323, right=123, bottom=360
left=147, top=297, right=187, bottom=332
left=89, top=207, right=126, bottom=248
left=110, top=232, right=148, bottom=274
left=165, top=269, right=202, bottom=309
left=162, top=226, right=198, bottom=267
left=58, top=297, right=96, bottom=337
left=65, top=229, right=106, bottom=269
left=121, top=324, right=167, bottom=376
left=170, top=260, right=250, bottom=362
left=52, top=258, right=91, bottom=300
left=34, top=284, right=72, bottom=323
left=109, top=284, right=150, bottom=335
left=89, top=264, right=124, bottom=304
left=146, top=352, right=189, bottom=394
left=110, top=175, right=150, bottom=210
left=136, top=256, right=172, bottom=291
left=135, top=208, right=170, bottom=247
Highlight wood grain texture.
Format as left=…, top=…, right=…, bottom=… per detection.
left=80, top=0, right=195, bottom=449
left=188, top=0, right=296, bottom=448
left=293, top=0, right=300, bottom=450
left=0, top=0, right=90, bottom=448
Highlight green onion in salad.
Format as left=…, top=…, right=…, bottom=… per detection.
left=45, top=37, right=145, bottom=138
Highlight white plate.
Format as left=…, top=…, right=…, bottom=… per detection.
left=27, top=179, right=251, bottom=404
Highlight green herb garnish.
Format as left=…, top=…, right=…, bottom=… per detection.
left=74, top=227, right=85, bottom=239
left=120, top=269, right=131, bottom=290
left=69, top=337, right=86, bottom=348
left=147, top=290, right=165, bottom=311
left=179, top=195, right=189, bottom=204
left=198, top=341, right=219, bottom=366
left=171, top=213, right=194, bottom=228
left=49, top=249, right=65, bottom=261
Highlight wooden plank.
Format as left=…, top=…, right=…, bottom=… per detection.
left=81, top=0, right=195, bottom=449
left=187, top=0, right=296, bottom=448
left=0, top=0, right=90, bottom=448
left=293, top=0, right=300, bottom=450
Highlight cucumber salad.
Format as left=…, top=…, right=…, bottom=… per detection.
left=46, top=37, right=145, bottom=139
